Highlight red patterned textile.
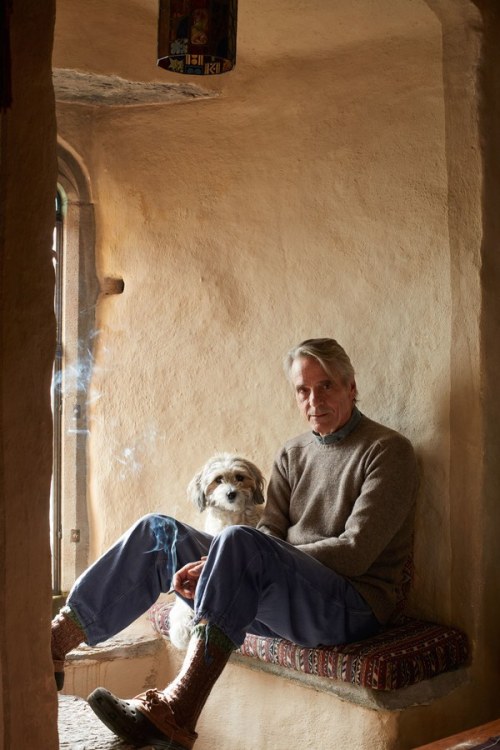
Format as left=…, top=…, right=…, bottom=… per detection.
left=148, top=603, right=469, bottom=692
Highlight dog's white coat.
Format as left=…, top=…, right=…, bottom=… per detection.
left=168, top=453, right=265, bottom=649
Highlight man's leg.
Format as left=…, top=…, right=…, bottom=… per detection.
left=87, top=526, right=379, bottom=749
left=88, top=622, right=234, bottom=750
left=194, top=525, right=380, bottom=647
left=51, top=515, right=212, bottom=688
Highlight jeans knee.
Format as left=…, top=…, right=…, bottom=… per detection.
left=137, top=512, right=174, bottom=526
left=214, top=524, right=264, bottom=550
left=216, top=524, right=250, bottom=538
left=130, top=514, right=179, bottom=547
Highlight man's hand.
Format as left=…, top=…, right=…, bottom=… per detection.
left=172, top=557, right=207, bottom=600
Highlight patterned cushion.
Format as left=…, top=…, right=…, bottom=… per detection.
left=148, top=603, right=469, bottom=692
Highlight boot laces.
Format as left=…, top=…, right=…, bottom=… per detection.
left=142, top=689, right=165, bottom=709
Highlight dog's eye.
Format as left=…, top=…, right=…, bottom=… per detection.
left=235, top=474, right=245, bottom=482
left=214, top=476, right=223, bottom=484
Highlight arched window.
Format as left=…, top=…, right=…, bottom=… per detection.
left=51, top=142, right=99, bottom=598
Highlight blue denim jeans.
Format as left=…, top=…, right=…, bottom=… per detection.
left=67, top=514, right=379, bottom=648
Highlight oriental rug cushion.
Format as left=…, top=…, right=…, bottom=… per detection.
left=148, top=602, right=469, bottom=692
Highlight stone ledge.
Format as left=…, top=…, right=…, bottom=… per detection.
left=53, top=68, right=218, bottom=106
left=65, top=629, right=470, bottom=713
left=67, top=632, right=163, bottom=664
left=62, top=626, right=170, bottom=701
left=60, top=636, right=474, bottom=750
left=230, top=650, right=471, bottom=711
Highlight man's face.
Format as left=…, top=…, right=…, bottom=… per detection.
left=290, top=355, right=356, bottom=437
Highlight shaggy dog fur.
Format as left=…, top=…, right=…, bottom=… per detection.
left=168, top=453, right=265, bottom=649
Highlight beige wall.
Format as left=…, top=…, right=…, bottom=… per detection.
left=53, top=0, right=457, bottom=610
left=1, top=0, right=498, bottom=747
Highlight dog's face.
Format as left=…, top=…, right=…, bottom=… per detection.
left=187, top=453, right=265, bottom=514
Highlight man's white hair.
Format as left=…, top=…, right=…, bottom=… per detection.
left=284, top=338, right=358, bottom=399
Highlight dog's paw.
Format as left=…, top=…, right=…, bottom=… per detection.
left=168, top=600, right=194, bottom=650
left=169, top=625, right=192, bottom=649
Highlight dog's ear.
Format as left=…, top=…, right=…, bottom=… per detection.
left=187, top=470, right=207, bottom=511
left=248, top=461, right=266, bottom=505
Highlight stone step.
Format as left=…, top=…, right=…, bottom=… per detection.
left=58, top=695, right=136, bottom=749
left=61, top=625, right=169, bottom=701
left=59, top=695, right=166, bottom=750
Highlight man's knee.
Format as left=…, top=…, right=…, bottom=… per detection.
left=129, top=514, right=178, bottom=546
left=136, top=512, right=175, bottom=525
left=214, top=524, right=266, bottom=550
left=216, top=524, right=257, bottom=538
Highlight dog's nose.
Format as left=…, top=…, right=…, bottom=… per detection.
left=226, top=490, right=237, bottom=502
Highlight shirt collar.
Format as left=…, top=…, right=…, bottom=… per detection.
left=313, top=406, right=362, bottom=445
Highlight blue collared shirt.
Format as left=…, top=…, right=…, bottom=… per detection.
left=313, top=406, right=362, bottom=445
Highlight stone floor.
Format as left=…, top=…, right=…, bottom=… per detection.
left=58, top=694, right=153, bottom=750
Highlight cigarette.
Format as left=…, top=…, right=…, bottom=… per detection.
left=168, top=584, right=192, bottom=595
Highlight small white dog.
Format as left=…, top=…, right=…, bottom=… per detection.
left=168, top=453, right=266, bottom=649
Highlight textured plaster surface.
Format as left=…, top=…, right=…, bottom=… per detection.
left=53, top=68, right=216, bottom=106
left=54, top=1, right=453, bottom=585
left=151, top=645, right=473, bottom=750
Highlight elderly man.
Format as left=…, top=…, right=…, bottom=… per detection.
left=51, top=338, right=418, bottom=750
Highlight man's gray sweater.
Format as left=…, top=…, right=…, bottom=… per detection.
left=257, top=413, right=419, bottom=624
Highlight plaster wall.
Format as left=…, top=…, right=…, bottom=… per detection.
left=53, top=0, right=454, bottom=603
left=47, top=0, right=498, bottom=744
left=161, top=650, right=476, bottom=750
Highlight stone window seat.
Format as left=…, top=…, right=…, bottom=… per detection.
left=147, top=601, right=470, bottom=710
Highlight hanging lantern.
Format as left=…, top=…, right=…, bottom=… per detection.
left=158, top=0, right=237, bottom=76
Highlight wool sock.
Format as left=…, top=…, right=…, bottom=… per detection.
left=162, top=623, right=235, bottom=732
left=51, top=606, right=86, bottom=675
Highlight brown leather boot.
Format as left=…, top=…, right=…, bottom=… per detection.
left=88, top=623, right=234, bottom=748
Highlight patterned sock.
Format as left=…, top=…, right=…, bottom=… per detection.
left=51, top=606, right=86, bottom=670
left=162, top=623, right=235, bottom=732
